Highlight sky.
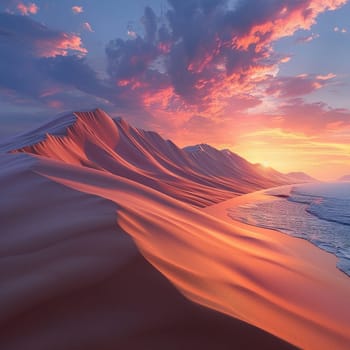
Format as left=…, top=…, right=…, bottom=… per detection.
left=0, top=0, right=350, bottom=180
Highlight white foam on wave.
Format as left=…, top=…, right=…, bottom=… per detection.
left=229, top=183, right=350, bottom=276
left=290, top=183, right=350, bottom=226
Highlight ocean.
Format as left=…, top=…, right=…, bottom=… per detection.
left=228, top=182, right=350, bottom=276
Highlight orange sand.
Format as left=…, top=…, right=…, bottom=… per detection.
left=37, top=158, right=350, bottom=350
left=1, top=109, right=349, bottom=349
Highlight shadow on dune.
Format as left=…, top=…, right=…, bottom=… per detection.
left=1, top=249, right=296, bottom=350
left=0, top=153, right=295, bottom=349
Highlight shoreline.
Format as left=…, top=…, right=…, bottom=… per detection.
left=210, top=184, right=350, bottom=277
left=202, top=186, right=342, bottom=275
left=201, top=187, right=350, bottom=348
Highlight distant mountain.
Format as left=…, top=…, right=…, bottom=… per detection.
left=286, top=172, right=317, bottom=183
left=2, top=108, right=295, bottom=207
left=339, top=175, right=350, bottom=182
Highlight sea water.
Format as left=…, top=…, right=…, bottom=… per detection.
left=228, top=182, right=350, bottom=276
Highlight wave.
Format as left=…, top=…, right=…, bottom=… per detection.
left=229, top=183, right=350, bottom=276
left=289, top=186, right=350, bottom=227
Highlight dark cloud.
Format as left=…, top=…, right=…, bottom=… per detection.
left=143, top=6, right=157, bottom=43
left=0, top=12, right=112, bottom=110
left=106, top=37, right=157, bottom=81
left=0, top=14, right=47, bottom=97
left=104, top=0, right=346, bottom=111
left=39, top=55, right=114, bottom=101
left=104, top=2, right=237, bottom=105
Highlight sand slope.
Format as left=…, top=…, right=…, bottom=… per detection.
left=4, top=109, right=294, bottom=207
left=0, top=152, right=348, bottom=349
left=1, top=109, right=349, bottom=349
left=0, top=153, right=294, bottom=350
left=33, top=156, right=350, bottom=350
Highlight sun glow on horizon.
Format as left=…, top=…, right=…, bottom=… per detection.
left=232, top=130, right=350, bottom=181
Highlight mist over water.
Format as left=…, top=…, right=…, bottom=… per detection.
left=228, top=182, right=350, bottom=276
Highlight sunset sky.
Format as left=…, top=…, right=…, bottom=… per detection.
left=0, top=0, right=349, bottom=180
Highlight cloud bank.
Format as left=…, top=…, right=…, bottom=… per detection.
left=0, top=0, right=349, bottom=143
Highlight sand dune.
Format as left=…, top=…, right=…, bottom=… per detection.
left=36, top=156, right=350, bottom=350
left=1, top=109, right=349, bottom=349
left=0, top=153, right=295, bottom=350
left=5, top=109, right=294, bottom=207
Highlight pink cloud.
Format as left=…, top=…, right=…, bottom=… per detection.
left=279, top=56, right=292, bottom=63
left=296, top=33, right=320, bottom=43
left=39, top=87, right=63, bottom=98
left=273, top=99, right=350, bottom=135
left=35, top=33, right=87, bottom=57
left=82, top=22, right=94, bottom=33
left=72, top=6, right=83, bottom=14
left=317, top=73, right=336, bottom=80
left=127, top=30, right=137, bottom=39
left=47, top=100, right=64, bottom=109
left=17, top=2, right=38, bottom=16
left=334, top=26, right=347, bottom=33
left=266, top=74, right=335, bottom=98
left=235, top=0, right=347, bottom=51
